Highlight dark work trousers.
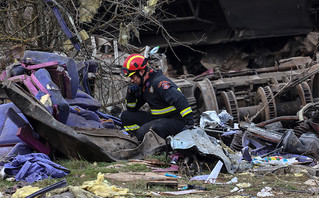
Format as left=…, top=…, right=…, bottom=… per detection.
left=120, top=110, right=185, bottom=141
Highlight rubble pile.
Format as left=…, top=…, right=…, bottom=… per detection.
left=1, top=0, right=319, bottom=197
left=1, top=47, right=319, bottom=197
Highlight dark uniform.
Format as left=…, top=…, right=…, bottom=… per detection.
left=121, top=69, right=194, bottom=141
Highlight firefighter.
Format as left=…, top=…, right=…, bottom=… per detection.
left=120, top=54, right=194, bottom=141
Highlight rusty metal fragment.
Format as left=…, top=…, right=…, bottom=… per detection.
left=1, top=81, right=165, bottom=162
left=239, top=122, right=282, bottom=144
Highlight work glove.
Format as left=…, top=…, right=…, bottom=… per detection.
left=128, top=84, right=142, bottom=97
left=183, top=116, right=195, bottom=130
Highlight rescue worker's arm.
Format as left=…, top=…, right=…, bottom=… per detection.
left=125, top=85, right=146, bottom=111
left=157, top=81, right=194, bottom=125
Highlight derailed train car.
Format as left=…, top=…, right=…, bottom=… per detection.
left=134, top=0, right=319, bottom=46
left=131, top=0, right=319, bottom=75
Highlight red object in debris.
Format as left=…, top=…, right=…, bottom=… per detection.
left=152, top=165, right=179, bottom=172
left=309, top=121, right=319, bottom=132
left=169, top=152, right=184, bottom=164
left=16, top=125, right=50, bottom=155
left=22, top=61, right=58, bottom=70
left=196, top=69, right=214, bottom=77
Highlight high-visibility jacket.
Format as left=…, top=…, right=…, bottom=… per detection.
left=125, top=70, right=193, bottom=122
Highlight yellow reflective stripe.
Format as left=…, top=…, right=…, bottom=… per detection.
left=177, top=88, right=181, bottom=92
left=128, top=71, right=136, bottom=77
left=180, top=107, right=192, bottom=117
left=151, top=106, right=176, bottom=115
left=124, top=124, right=140, bottom=131
left=125, top=99, right=137, bottom=108
left=126, top=55, right=144, bottom=69
left=127, top=102, right=136, bottom=108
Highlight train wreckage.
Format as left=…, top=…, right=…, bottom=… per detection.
left=0, top=49, right=319, bottom=174
left=3, top=1, right=319, bottom=197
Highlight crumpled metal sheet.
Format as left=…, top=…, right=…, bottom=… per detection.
left=2, top=81, right=165, bottom=162
left=168, top=128, right=236, bottom=174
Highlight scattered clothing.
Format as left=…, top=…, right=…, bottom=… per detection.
left=4, top=153, right=70, bottom=183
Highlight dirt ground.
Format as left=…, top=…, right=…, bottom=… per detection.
left=2, top=157, right=319, bottom=197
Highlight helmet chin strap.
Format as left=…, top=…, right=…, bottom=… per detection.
left=136, top=67, right=149, bottom=86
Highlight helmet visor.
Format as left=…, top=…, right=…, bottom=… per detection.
left=121, top=67, right=136, bottom=78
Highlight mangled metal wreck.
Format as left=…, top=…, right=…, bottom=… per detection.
left=1, top=0, right=319, bottom=183
left=1, top=48, right=319, bottom=175
left=0, top=51, right=166, bottom=163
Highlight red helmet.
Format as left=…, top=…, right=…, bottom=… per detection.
left=122, top=54, right=148, bottom=77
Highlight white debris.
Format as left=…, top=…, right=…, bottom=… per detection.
left=230, top=187, right=239, bottom=193
left=257, top=187, right=274, bottom=197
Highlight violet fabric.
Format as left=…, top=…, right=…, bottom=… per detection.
left=4, top=153, right=70, bottom=183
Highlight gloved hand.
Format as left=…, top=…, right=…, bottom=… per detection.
left=128, top=84, right=142, bottom=97
left=183, top=125, right=194, bottom=130
left=183, top=116, right=195, bottom=130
